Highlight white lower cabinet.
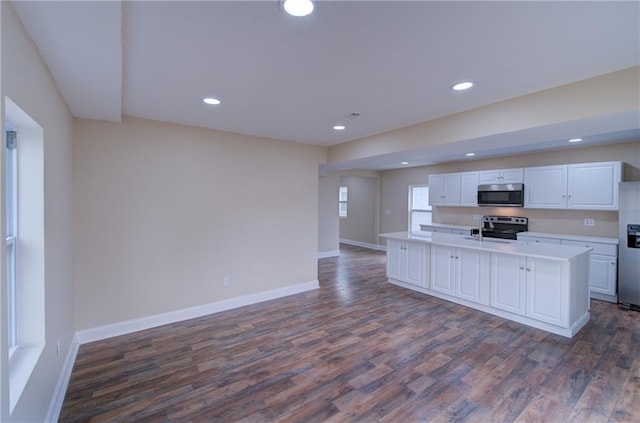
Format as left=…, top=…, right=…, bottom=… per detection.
left=518, top=234, right=618, bottom=302
left=431, top=245, right=486, bottom=304
left=585, top=254, right=617, bottom=297
left=387, top=239, right=427, bottom=288
left=525, top=258, right=566, bottom=326
left=490, top=254, right=526, bottom=315
left=491, top=253, right=566, bottom=326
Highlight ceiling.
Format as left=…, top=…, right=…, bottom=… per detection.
left=11, top=1, right=640, bottom=170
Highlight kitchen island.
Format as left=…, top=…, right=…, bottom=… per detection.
left=380, top=231, right=592, bottom=338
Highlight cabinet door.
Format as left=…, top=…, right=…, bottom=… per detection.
left=588, top=254, right=617, bottom=296
left=428, top=174, right=444, bottom=206
left=456, top=248, right=485, bottom=304
left=387, top=240, right=404, bottom=281
left=460, top=172, right=479, bottom=206
left=525, top=258, right=566, bottom=326
left=524, top=165, right=567, bottom=209
left=431, top=245, right=455, bottom=294
left=490, top=253, right=526, bottom=315
left=405, top=242, right=425, bottom=287
left=567, top=162, right=621, bottom=210
left=442, top=173, right=461, bottom=205
left=501, top=168, right=524, bottom=183
left=478, top=169, right=501, bottom=185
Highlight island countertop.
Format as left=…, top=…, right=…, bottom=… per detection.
left=380, top=231, right=591, bottom=261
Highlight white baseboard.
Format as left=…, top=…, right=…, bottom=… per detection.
left=46, top=334, right=79, bottom=423
left=76, top=280, right=319, bottom=345
left=340, top=238, right=385, bottom=251
left=318, top=250, right=340, bottom=259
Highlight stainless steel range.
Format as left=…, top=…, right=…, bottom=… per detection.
left=476, top=215, right=529, bottom=240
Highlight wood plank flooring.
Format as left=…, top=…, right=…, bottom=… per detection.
left=60, top=244, right=640, bottom=422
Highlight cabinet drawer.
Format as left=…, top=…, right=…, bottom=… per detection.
left=518, top=235, right=562, bottom=245
left=561, top=240, right=617, bottom=256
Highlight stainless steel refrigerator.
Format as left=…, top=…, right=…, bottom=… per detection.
left=619, top=181, right=640, bottom=309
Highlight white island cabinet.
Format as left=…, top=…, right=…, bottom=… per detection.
left=381, top=232, right=591, bottom=338
left=387, top=239, right=427, bottom=288
left=518, top=232, right=618, bottom=303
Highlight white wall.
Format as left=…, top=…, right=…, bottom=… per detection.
left=1, top=2, right=75, bottom=421
left=318, top=173, right=340, bottom=256
left=73, top=116, right=325, bottom=330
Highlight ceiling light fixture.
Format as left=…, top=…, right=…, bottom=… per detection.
left=569, top=138, right=583, bottom=143
left=401, top=161, right=409, bottom=165
left=203, top=97, right=221, bottom=105
left=451, top=81, right=474, bottom=91
left=282, top=0, right=314, bottom=17
left=333, top=125, right=346, bottom=131
left=466, top=153, right=475, bottom=157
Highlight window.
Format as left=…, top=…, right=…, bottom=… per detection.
left=5, top=97, right=46, bottom=412
left=339, top=185, right=348, bottom=217
left=5, top=129, right=17, bottom=355
left=409, top=185, right=431, bottom=232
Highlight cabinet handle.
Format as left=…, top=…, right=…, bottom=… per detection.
left=526, top=268, right=531, bottom=272
left=611, top=262, right=616, bottom=265
left=562, top=195, right=566, bottom=199
left=455, top=256, right=459, bottom=259
left=568, top=195, right=572, bottom=199
left=520, top=266, right=525, bottom=270
left=450, top=255, right=454, bottom=259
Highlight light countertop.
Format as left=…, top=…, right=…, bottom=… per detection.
left=518, top=231, right=618, bottom=245
left=419, top=223, right=475, bottom=231
left=380, top=231, right=591, bottom=261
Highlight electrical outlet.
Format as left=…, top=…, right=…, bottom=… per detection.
left=223, top=277, right=230, bottom=287
left=384, top=210, right=391, bottom=215
left=584, top=219, right=595, bottom=227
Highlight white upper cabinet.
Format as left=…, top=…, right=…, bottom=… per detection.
left=429, top=173, right=460, bottom=206
left=567, top=162, right=621, bottom=210
left=428, top=161, right=621, bottom=210
left=524, top=165, right=568, bottom=209
left=478, top=168, right=523, bottom=185
left=460, top=172, right=479, bottom=207
left=524, top=162, right=621, bottom=210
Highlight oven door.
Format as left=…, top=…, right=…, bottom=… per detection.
left=477, top=184, right=524, bottom=207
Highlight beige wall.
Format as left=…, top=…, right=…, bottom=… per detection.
left=1, top=3, right=75, bottom=421
left=318, top=173, right=340, bottom=254
left=339, top=176, right=379, bottom=245
left=73, top=116, right=325, bottom=330
left=380, top=140, right=640, bottom=241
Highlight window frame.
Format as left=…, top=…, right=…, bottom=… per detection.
left=5, top=128, right=18, bottom=357
left=339, top=185, right=348, bottom=218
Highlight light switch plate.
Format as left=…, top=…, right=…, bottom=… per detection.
left=584, top=219, right=595, bottom=226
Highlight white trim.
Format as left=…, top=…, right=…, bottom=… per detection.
left=318, top=250, right=340, bottom=259
left=75, top=280, right=319, bottom=344
left=339, top=238, right=385, bottom=251
left=46, top=334, right=80, bottom=423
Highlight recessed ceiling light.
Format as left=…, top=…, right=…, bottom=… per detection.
left=466, top=153, right=476, bottom=157
left=333, top=125, right=346, bottom=131
left=203, top=97, right=221, bottom=105
left=282, top=0, right=314, bottom=17
left=451, top=81, right=474, bottom=91
left=569, top=138, right=583, bottom=143
left=401, top=161, right=409, bottom=165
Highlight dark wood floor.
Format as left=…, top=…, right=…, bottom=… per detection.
left=60, top=244, right=640, bottom=422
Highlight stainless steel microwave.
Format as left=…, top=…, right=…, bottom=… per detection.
left=477, top=183, right=524, bottom=207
